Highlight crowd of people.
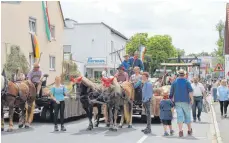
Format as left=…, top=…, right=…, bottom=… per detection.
left=10, top=52, right=229, bottom=137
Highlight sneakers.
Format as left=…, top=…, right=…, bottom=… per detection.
left=164, top=132, right=169, bottom=136
left=193, top=119, right=196, bottom=122
left=188, top=128, right=193, bottom=135
left=54, top=125, right=59, bottom=131
left=179, top=131, right=184, bottom=137
left=224, top=114, right=227, bottom=118
left=141, top=128, right=151, bottom=134
left=170, top=130, right=174, bottom=135
left=54, top=125, right=66, bottom=132
left=61, top=125, right=66, bottom=131
left=198, top=117, right=201, bottom=122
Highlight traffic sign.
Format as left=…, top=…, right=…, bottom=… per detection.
left=214, top=63, right=224, bottom=72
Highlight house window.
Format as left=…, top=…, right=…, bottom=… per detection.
left=29, top=17, right=36, bottom=34
left=29, top=53, right=34, bottom=68
left=111, top=41, right=114, bottom=62
left=50, top=25, right=55, bottom=39
left=49, top=56, right=55, bottom=70
left=63, top=45, right=71, bottom=53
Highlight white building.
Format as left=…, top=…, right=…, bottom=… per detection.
left=64, top=18, right=128, bottom=78
left=1, top=1, right=65, bottom=84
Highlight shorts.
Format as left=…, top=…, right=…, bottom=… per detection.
left=175, top=102, right=191, bottom=124
left=162, top=120, right=172, bottom=125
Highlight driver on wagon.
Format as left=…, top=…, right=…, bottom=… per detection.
left=114, top=65, right=129, bottom=83
left=27, top=62, right=44, bottom=97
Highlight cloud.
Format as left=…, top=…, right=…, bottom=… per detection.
left=60, top=0, right=227, bottom=54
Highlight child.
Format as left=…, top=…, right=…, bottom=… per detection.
left=160, top=90, right=174, bottom=136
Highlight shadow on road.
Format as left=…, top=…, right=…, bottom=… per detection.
left=1, top=127, right=34, bottom=136
left=71, top=127, right=108, bottom=136
left=104, top=127, right=137, bottom=137
left=193, top=121, right=210, bottom=124
left=163, top=135, right=200, bottom=140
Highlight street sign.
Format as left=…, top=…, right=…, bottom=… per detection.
left=214, top=63, right=224, bottom=72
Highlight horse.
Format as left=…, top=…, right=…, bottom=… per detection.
left=101, top=77, right=134, bottom=131
left=72, top=76, right=104, bottom=130
left=1, top=75, right=36, bottom=132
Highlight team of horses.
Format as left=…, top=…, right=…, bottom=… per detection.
left=1, top=73, right=169, bottom=132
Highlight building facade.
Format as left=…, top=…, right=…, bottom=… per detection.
left=64, top=19, right=128, bottom=78
left=1, top=1, right=65, bottom=84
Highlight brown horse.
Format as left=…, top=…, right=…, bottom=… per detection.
left=102, top=77, right=134, bottom=131
left=1, top=75, right=36, bottom=132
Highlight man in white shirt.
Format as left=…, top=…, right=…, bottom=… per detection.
left=191, top=77, right=206, bottom=122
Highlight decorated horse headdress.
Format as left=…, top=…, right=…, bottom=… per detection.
left=101, top=77, right=114, bottom=87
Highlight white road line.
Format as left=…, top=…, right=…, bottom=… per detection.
left=137, top=135, right=148, bottom=143
left=210, top=104, right=223, bottom=143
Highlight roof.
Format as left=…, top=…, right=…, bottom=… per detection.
left=58, top=2, right=66, bottom=27
left=74, top=22, right=128, bottom=40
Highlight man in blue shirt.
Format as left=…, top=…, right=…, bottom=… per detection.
left=169, top=69, right=194, bottom=137
left=121, top=54, right=131, bottom=73
left=141, top=72, right=153, bottom=134
left=129, top=51, right=144, bottom=75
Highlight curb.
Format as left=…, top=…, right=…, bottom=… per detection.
left=210, top=104, right=223, bottom=143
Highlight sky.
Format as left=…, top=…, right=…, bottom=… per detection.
left=61, top=0, right=228, bottom=54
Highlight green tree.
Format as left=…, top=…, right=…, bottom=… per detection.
left=146, top=35, right=177, bottom=73
left=176, top=48, right=185, bottom=56
left=214, top=20, right=225, bottom=64
left=4, top=46, right=30, bottom=80
left=126, top=33, right=148, bottom=56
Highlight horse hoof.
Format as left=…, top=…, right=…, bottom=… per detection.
left=1, top=128, right=4, bottom=131
left=7, top=128, right=13, bottom=132
left=118, top=125, right=122, bottom=128
left=25, top=125, right=30, bottom=129
left=95, top=124, right=99, bottom=127
left=106, top=124, right=110, bottom=127
left=18, top=124, right=24, bottom=128
left=128, top=125, right=132, bottom=128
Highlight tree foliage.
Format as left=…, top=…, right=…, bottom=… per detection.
left=126, top=33, right=148, bottom=56
left=126, top=33, right=177, bottom=74
left=213, top=20, right=225, bottom=64
left=4, top=46, right=30, bottom=80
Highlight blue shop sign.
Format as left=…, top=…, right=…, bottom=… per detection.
left=87, top=57, right=106, bottom=64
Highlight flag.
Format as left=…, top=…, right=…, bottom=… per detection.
left=42, top=1, right=51, bottom=41
left=140, top=46, right=146, bottom=61
left=31, top=34, right=40, bottom=58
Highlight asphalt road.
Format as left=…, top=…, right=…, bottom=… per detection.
left=213, top=102, right=229, bottom=143
left=2, top=111, right=214, bottom=143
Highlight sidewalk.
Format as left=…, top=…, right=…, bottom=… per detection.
left=144, top=109, right=215, bottom=143
left=213, top=102, right=229, bottom=143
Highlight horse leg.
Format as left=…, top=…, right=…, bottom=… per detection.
left=119, top=106, right=124, bottom=128
left=108, top=105, right=114, bottom=131
left=1, top=103, right=4, bottom=131
left=18, top=103, right=26, bottom=128
left=25, top=101, right=35, bottom=128
left=95, top=105, right=101, bottom=127
left=128, top=101, right=133, bottom=128
left=104, top=105, right=110, bottom=127
left=7, top=105, right=14, bottom=132
left=112, top=108, right=118, bottom=131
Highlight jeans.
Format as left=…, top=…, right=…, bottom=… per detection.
left=53, top=101, right=65, bottom=126
left=219, top=101, right=229, bottom=115
left=143, top=100, right=151, bottom=130
left=175, top=102, right=191, bottom=124
left=192, top=96, right=203, bottom=120
left=212, top=88, right=217, bottom=101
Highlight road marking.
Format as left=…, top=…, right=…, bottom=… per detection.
left=210, top=104, right=223, bottom=143
left=137, top=135, right=148, bottom=143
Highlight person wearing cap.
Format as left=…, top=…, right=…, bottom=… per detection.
left=27, top=62, right=44, bottom=97
left=169, top=69, right=194, bottom=137
left=114, top=65, right=129, bottom=83
left=129, top=51, right=144, bottom=75
left=121, top=54, right=131, bottom=73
